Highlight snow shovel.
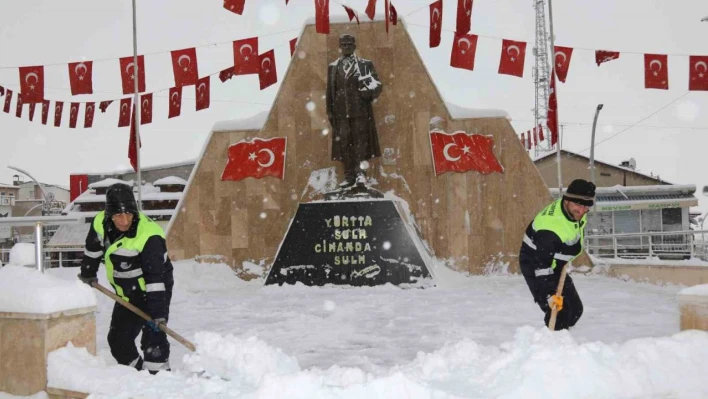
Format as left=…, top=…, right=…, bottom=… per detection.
left=91, top=282, right=196, bottom=352
left=547, top=263, right=568, bottom=331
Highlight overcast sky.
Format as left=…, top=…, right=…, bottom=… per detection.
left=1, top=0, right=707, bottom=208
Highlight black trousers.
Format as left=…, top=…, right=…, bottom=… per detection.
left=523, top=274, right=583, bottom=330
left=336, top=117, right=369, bottom=181
left=107, top=292, right=172, bottom=371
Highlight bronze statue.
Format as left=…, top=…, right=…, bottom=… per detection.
left=326, top=34, right=383, bottom=188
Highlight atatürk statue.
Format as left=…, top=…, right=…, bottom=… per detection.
left=326, top=34, right=383, bottom=188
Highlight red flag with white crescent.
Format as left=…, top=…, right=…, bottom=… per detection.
left=19, top=66, right=44, bottom=104
left=689, top=55, right=708, bottom=91
left=595, top=50, right=620, bottom=66
left=526, top=130, right=532, bottom=150
left=84, top=102, right=95, bottom=128
left=315, top=0, right=330, bottom=34
left=171, top=48, right=199, bottom=87
left=29, top=102, right=36, bottom=121
left=68, top=61, right=93, bottom=95
left=41, top=100, right=49, bottom=125
left=553, top=46, right=573, bottom=83
left=259, top=50, right=278, bottom=90
left=224, top=0, right=245, bottom=14
left=450, top=32, right=478, bottom=71
left=429, top=130, right=504, bottom=176
left=118, top=98, right=132, bottom=127
left=390, top=2, right=397, bottom=25
left=498, top=39, right=526, bottom=77
left=365, top=0, right=376, bottom=20
left=128, top=106, right=141, bottom=172
left=195, top=76, right=211, bottom=111
left=290, top=38, right=298, bottom=57
left=456, top=0, right=473, bottom=34
left=68, top=102, right=80, bottom=128
left=429, top=0, right=443, bottom=48
left=537, top=124, right=544, bottom=141
left=547, top=70, right=558, bottom=146
left=168, top=86, right=182, bottom=119
left=119, top=55, right=146, bottom=94
left=385, top=0, right=390, bottom=33
left=222, top=137, right=287, bottom=182
left=0, top=85, right=4, bottom=96
left=54, top=101, right=64, bottom=127
left=140, top=93, right=153, bottom=125
left=644, top=54, right=668, bottom=90
left=233, top=37, right=259, bottom=75
left=2, top=90, right=11, bottom=113
left=343, top=5, right=359, bottom=24
left=15, top=93, right=23, bottom=118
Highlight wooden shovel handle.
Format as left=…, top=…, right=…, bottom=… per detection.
left=548, top=264, right=568, bottom=331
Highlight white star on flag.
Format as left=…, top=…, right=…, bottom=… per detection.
left=462, top=145, right=471, bottom=154
left=248, top=152, right=257, bottom=161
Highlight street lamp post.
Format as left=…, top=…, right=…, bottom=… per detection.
left=589, top=104, right=604, bottom=185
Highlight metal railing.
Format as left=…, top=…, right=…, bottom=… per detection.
left=0, top=247, right=84, bottom=268
left=585, top=229, right=708, bottom=261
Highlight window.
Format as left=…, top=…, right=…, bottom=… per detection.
left=661, top=208, right=682, bottom=232
left=600, top=172, right=611, bottom=177
left=8, top=193, right=14, bottom=197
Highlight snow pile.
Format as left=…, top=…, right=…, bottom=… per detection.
left=0, top=392, right=48, bottom=399
left=8, top=242, right=36, bottom=266
left=172, top=260, right=250, bottom=292
left=153, top=176, right=187, bottom=186
left=46, top=326, right=708, bottom=398
left=0, top=266, right=95, bottom=313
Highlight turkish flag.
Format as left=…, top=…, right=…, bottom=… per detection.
left=429, top=131, right=504, bottom=176
left=69, top=174, right=89, bottom=201
left=68, top=61, right=93, bottom=95
left=532, top=128, right=537, bottom=146
left=259, top=50, right=278, bottom=90
left=219, top=67, right=234, bottom=82
left=41, top=100, right=49, bottom=125
left=526, top=130, right=532, bottom=150
left=196, top=76, right=211, bottom=111
left=128, top=106, right=141, bottom=172
left=2, top=90, right=10, bottom=113
left=118, top=98, right=132, bottom=127
left=221, top=137, right=287, bottom=182
left=689, top=55, right=708, bottom=91
left=547, top=70, right=558, bottom=146
left=168, top=86, right=182, bottom=119
left=498, top=39, right=526, bottom=77
left=290, top=38, right=297, bottom=57
left=343, top=6, right=359, bottom=24
left=315, top=0, right=330, bottom=34
left=554, top=46, right=573, bottom=83
left=644, top=54, right=668, bottom=90
left=84, top=102, right=95, bottom=128
left=171, top=47, right=199, bottom=87
left=385, top=0, right=390, bottom=33
left=28, top=103, right=36, bottom=121
left=390, top=3, right=397, bottom=25
left=430, top=0, right=443, bottom=48
left=68, top=102, right=80, bottom=128
left=233, top=37, right=259, bottom=75
left=456, top=0, right=473, bottom=34
left=450, top=32, right=478, bottom=71
left=365, top=0, right=376, bottom=20
left=595, top=50, right=620, bottom=66
left=0, top=85, right=4, bottom=96
left=140, top=93, right=153, bottom=125
left=99, top=100, right=113, bottom=113
left=15, top=93, right=23, bottom=118
left=119, top=55, right=146, bottom=95
left=224, top=0, right=245, bottom=14
left=54, top=101, right=64, bottom=127
left=537, top=124, right=544, bottom=141
left=19, top=66, right=44, bottom=104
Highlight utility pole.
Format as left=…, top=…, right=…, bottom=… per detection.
left=589, top=104, right=604, bottom=185
left=131, top=0, right=143, bottom=211
left=532, top=0, right=552, bottom=158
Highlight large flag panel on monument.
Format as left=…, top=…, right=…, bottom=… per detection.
left=221, top=137, right=287, bottom=182
left=429, top=131, right=504, bottom=176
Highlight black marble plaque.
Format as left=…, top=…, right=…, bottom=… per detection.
left=265, top=200, right=433, bottom=287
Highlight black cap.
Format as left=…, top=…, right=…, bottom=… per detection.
left=105, top=183, right=138, bottom=217
left=563, top=179, right=596, bottom=206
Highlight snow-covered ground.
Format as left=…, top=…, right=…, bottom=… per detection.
left=0, top=258, right=700, bottom=398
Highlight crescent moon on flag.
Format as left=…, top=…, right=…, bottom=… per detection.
left=443, top=143, right=461, bottom=162
left=121, top=103, right=128, bottom=113
left=197, top=82, right=207, bottom=94
left=432, top=8, right=440, bottom=22
left=125, top=62, right=135, bottom=75
left=142, top=99, right=149, bottom=109
left=71, top=106, right=77, bottom=115
left=695, top=61, right=708, bottom=73
left=261, top=57, right=272, bottom=69
left=257, top=148, right=275, bottom=168
left=457, top=38, right=471, bottom=51
left=171, top=92, right=179, bottom=102
left=178, top=55, right=191, bottom=67
left=75, top=63, right=88, bottom=76
left=649, top=59, right=662, bottom=71
left=87, top=105, right=93, bottom=114
left=554, top=51, right=567, bottom=64
left=507, top=45, right=520, bottom=58
left=240, top=44, right=253, bottom=56
left=25, top=72, right=39, bottom=84
left=55, top=105, right=61, bottom=112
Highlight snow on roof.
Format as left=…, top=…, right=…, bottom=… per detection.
left=0, top=183, right=18, bottom=189
left=47, top=224, right=91, bottom=247
left=212, top=111, right=270, bottom=132
left=154, top=176, right=187, bottom=186
left=71, top=159, right=196, bottom=176
left=550, top=184, right=696, bottom=196
left=72, top=191, right=182, bottom=204
left=445, top=102, right=509, bottom=120
left=88, top=178, right=133, bottom=188
left=0, top=263, right=96, bottom=314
